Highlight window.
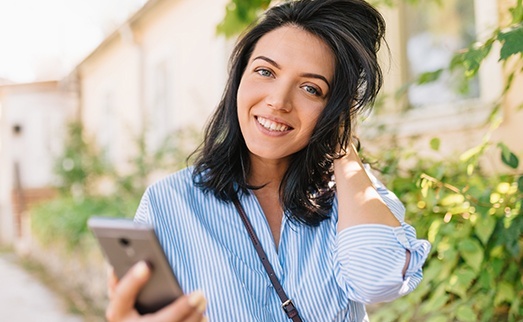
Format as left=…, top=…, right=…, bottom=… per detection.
left=403, top=0, right=479, bottom=108
left=365, top=0, right=502, bottom=137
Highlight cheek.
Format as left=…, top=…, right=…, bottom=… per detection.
left=236, top=83, right=248, bottom=121
left=238, top=74, right=267, bottom=103
left=237, top=80, right=253, bottom=116
left=300, top=104, right=326, bottom=133
left=236, top=80, right=255, bottom=133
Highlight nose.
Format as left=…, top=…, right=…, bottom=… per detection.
left=265, top=81, right=293, bottom=112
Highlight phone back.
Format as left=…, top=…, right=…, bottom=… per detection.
left=88, top=217, right=183, bottom=314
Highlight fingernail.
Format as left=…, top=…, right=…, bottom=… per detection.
left=188, top=290, right=206, bottom=313
left=133, top=261, right=149, bottom=279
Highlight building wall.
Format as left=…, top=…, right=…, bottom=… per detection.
left=0, top=81, right=77, bottom=244
left=137, top=0, right=230, bottom=130
left=78, top=0, right=231, bottom=172
left=79, top=38, right=142, bottom=169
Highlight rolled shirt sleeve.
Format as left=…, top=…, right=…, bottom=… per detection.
left=333, top=165, right=431, bottom=304
left=334, top=223, right=431, bottom=304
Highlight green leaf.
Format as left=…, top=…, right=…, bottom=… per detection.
left=426, top=315, right=448, bottom=322
left=421, top=285, right=449, bottom=314
left=417, top=69, right=444, bottom=84
left=430, top=137, right=441, bottom=151
left=466, top=163, right=475, bottom=176
left=489, top=256, right=504, bottom=275
left=494, top=281, right=515, bottom=306
left=478, top=268, right=495, bottom=290
left=450, top=40, right=493, bottom=78
left=460, top=145, right=483, bottom=162
left=420, top=177, right=432, bottom=198
left=216, top=5, right=249, bottom=37
left=474, top=214, right=496, bottom=245
left=446, top=267, right=477, bottom=298
left=423, top=259, right=444, bottom=282
left=428, top=220, right=442, bottom=243
left=517, top=176, right=523, bottom=192
left=509, top=296, right=521, bottom=317
left=480, top=306, right=495, bottom=322
left=440, top=193, right=465, bottom=206
left=458, top=238, right=484, bottom=272
left=456, top=304, right=477, bottom=322
left=512, top=4, right=523, bottom=23
left=498, top=142, right=519, bottom=169
left=216, top=0, right=271, bottom=37
left=498, top=24, right=523, bottom=61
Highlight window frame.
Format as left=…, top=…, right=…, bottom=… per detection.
left=366, top=0, right=502, bottom=138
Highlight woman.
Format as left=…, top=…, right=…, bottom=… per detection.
left=106, top=0, right=431, bottom=321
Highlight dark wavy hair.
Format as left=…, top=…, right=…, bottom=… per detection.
left=192, top=0, right=386, bottom=226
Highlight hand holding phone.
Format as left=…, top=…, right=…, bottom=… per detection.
left=88, top=217, right=184, bottom=314
left=105, top=261, right=207, bottom=322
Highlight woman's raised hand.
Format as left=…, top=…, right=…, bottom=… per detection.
left=106, top=261, right=207, bottom=322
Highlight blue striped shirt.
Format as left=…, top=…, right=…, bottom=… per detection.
left=134, top=166, right=430, bottom=321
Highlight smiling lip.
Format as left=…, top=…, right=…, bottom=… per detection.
left=255, top=116, right=293, bottom=134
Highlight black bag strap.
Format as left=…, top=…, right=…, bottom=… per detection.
left=233, top=198, right=302, bottom=322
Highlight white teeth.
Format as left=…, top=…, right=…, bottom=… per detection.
left=257, top=116, right=289, bottom=132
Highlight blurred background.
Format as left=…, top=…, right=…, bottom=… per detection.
left=0, top=0, right=521, bottom=321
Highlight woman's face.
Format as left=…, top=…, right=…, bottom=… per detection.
left=237, top=25, right=335, bottom=165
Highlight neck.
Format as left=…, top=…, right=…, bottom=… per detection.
left=247, top=153, right=288, bottom=249
left=247, top=153, right=289, bottom=189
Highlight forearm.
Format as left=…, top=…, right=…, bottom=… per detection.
left=334, top=144, right=400, bottom=231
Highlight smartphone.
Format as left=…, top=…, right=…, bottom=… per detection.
left=88, top=216, right=183, bottom=314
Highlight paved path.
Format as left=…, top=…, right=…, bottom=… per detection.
left=0, top=253, right=84, bottom=322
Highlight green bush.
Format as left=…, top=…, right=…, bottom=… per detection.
left=368, top=141, right=522, bottom=322
left=31, top=195, right=139, bottom=250
left=53, top=122, right=111, bottom=198
left=30, top=123, right=199, bottom=250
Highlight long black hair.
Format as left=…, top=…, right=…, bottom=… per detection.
left=192, top=0, right=386, bottom=226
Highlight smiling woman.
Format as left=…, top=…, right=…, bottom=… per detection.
left=236, top=25, right=335, bottom=245
left=104, top=1, right=431, bottom=321
left=237, top=26, right=334, bottom=166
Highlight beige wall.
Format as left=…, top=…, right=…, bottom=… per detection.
left=79, top=38, right=142, bottom=169
left=78, top=0, right=230, bottom=172
left=137, top=0, right=230, bottom=129
left=0, top=81, right=77, bottom=244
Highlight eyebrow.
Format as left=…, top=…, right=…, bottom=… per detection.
left=252, top=55, right=331, bottom=89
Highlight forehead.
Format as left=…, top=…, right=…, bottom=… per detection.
left=250, top=26, right=335, bottom=80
